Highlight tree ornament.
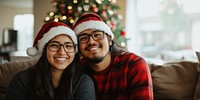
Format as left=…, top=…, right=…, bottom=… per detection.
left=110, top=21, right=116, bottom=30
left=102, top=6, right=107, bottom=10
left=61, top=9, right=66, bottom=14
left=101, top=11, right=108, bottom=19
left=120, top=29, right=126, bottom=37
left=68, top=9, right=73, bottom=14
left=59, top=3, right=65, bottom=8
left=92, top=4, right=99, bottom=13
left=59, top=3, right=66, bottom=14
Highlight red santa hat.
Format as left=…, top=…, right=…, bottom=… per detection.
left=73, top=13, right=114, bottom=39
left=27, top=21, right=77, bottom=57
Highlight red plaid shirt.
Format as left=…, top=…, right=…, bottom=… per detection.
left=81, top=52, right=153, bottom=100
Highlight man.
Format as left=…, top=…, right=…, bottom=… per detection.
left=73, top=13, right=153, bottom=100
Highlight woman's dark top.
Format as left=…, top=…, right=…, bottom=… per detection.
left=6, top=68, right=95, bottom=100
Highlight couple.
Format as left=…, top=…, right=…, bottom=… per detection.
left=6, top=13, right=153, bottom=100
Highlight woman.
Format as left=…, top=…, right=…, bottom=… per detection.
left=6, top=21, right=95, bottom=100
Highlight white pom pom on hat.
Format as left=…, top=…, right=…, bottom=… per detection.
left=73, top=13, right=114, bottom=39
left=27, top=21, right=77, bottom=57
left=26, top=47, right=38, bottom=57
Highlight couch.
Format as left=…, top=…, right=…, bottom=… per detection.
left=1, top=53, right=200, bottom=100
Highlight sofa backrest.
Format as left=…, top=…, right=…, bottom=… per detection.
left=0, top=59, right=37, bottom=100
left=0, top=58, right=200, bottom=100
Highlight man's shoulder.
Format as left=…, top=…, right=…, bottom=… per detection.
left=117, top=51, right=143, bottom=61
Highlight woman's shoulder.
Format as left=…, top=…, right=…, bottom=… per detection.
left=76, top=74, right=93, bottom=84
left=73, top=74, right=95, bottom=99
left=6, top=69, right=31, bottom=100
left=74, top=74, right=94, bottom=89
left=14, top=68, right=30, bottom=78
left=11, top=68, right=30, bottom=84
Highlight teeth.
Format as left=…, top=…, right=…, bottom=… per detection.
left=89, top=47, right=98, bottom=50
left=56, top=58, right=66, bottom=61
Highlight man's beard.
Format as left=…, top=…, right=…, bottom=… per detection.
left=83, top=43, right=110, bottom=64
left=85, top=56, right=104, bottom=63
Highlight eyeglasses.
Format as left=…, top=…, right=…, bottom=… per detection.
left=47, top=41, right=76, bottom=53
left=78, top=30, right=105, bottom=44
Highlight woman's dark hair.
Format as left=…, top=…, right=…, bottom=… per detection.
left=28, top=44, right=82, bottom=100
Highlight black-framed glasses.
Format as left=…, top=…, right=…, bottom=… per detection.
left=78, top=30, right=105, bottom=44
left=47, top=41, right=76, bottom=53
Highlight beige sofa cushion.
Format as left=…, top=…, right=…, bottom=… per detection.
left=149, top=61, right=199, bottom=100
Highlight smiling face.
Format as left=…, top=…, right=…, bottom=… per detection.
left=78, top=29, right=112, bottom=63
left=46, top=34, right=75, bottom=72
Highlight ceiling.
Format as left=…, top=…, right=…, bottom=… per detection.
left=0, top=0, right=33, bottom=8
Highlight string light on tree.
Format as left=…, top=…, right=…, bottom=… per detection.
left=73, top=0, right=78, bottom=4
left=85, top=0, right=89, bottom=3
left=49, top=12, right=54, bottom=16
left=121, top=42, right=126, bottom=47
left=45, top=17, right=50, bottom=21
left=83, top=5, right=90, bottom=11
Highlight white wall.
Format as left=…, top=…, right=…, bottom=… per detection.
left=33, top=0, right=52, bottom=37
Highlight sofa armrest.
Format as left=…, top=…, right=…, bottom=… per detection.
left=0, top=59, right=37, bottom=99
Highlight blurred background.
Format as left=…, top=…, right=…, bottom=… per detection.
left=0, top=0, right=200, bottom=63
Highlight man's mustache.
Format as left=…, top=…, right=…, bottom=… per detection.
left=85, top=44, right=101, bottom=51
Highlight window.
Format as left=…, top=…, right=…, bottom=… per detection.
left=126, top=0, right=200, bottom=61
left=13, top=14, right=34, bottom=51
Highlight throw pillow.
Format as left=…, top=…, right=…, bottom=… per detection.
left=193, top=52, right=200, bottom=100
left=150, top=60, right=199, bottom=100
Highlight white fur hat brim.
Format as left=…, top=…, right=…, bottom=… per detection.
left=27, top=26, right=77, bottom=57
left=74, top=21, right=114, bottom=39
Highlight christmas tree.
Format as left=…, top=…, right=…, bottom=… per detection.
left=45, top=0, right=128, bottom=47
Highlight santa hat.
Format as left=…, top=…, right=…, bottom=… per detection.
left=73, top=13, right=114, bottom=39
left=27, top=21, right=77, bottom=57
